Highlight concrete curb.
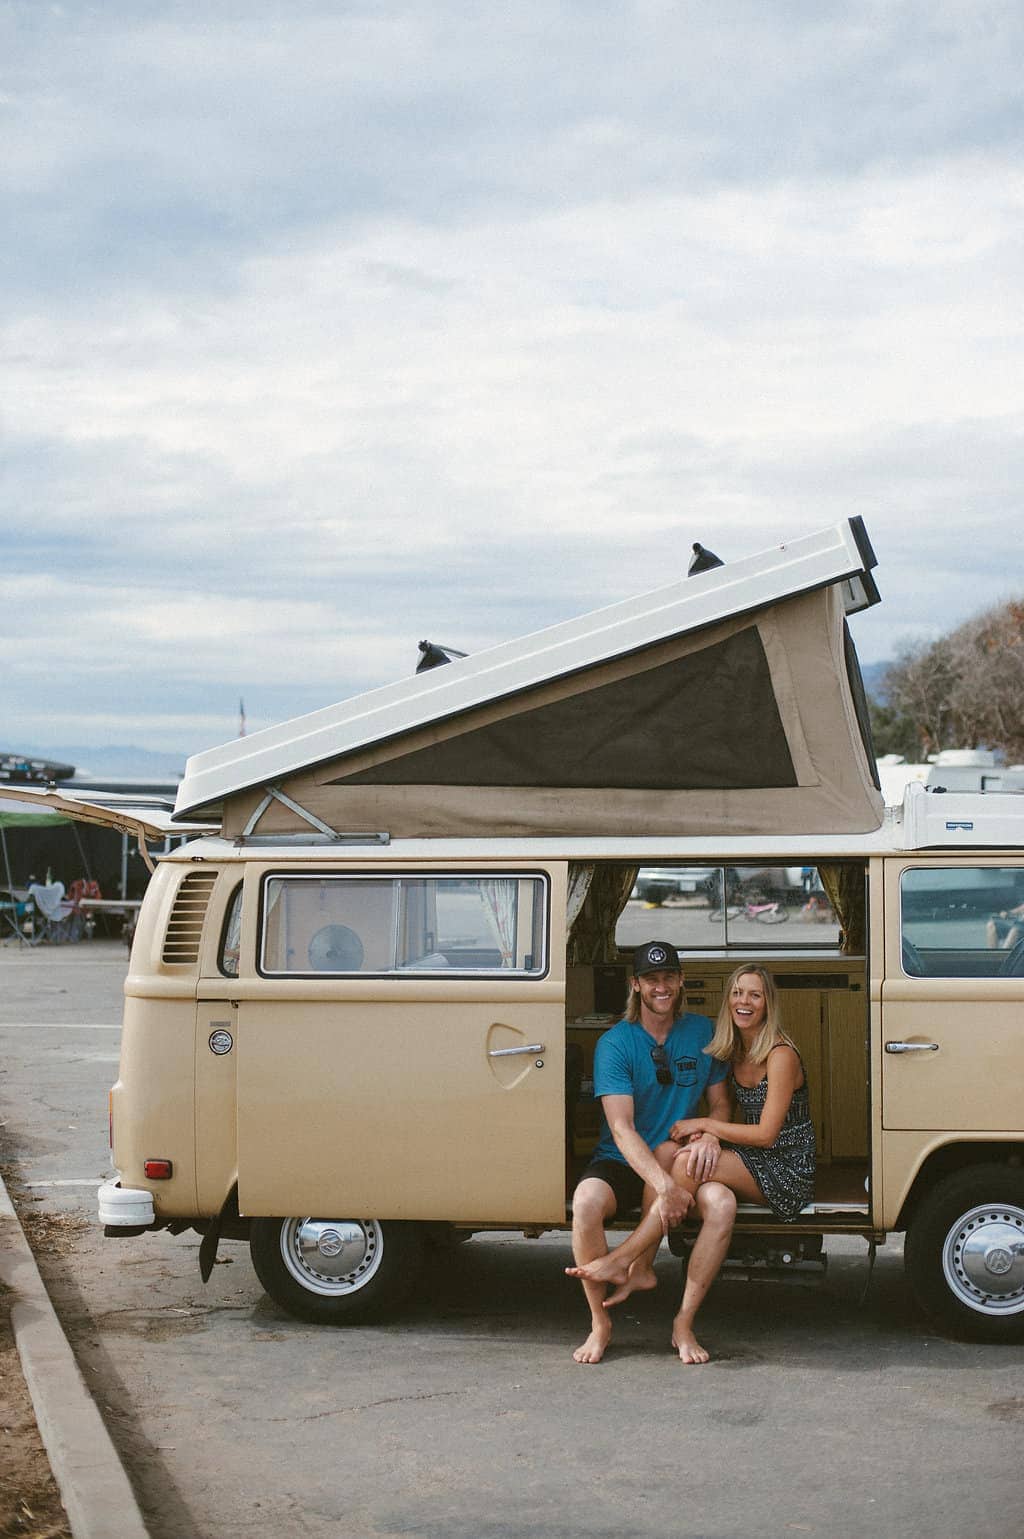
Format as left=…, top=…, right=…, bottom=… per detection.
left=0, top=1174, right=150, bottom=1539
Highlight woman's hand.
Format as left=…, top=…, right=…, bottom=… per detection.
left=670, top=1117, right=705, bottom=1143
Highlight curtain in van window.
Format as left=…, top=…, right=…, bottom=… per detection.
left=568, top=865, right=638, bottom=964
left=480, top=879, right=517, bottom=966
left=817, top=863, right=865, bottom=954
left=567, top=863, right=595, bottom=929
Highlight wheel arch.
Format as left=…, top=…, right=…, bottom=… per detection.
left=249, top=1214, right=426, bottom=1324
left=894, top=1141, right=1024, bottom=1233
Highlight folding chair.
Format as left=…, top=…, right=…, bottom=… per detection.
left=27, top=880, right=85, bottom=944
left=0, top=887, right=31, bottom=943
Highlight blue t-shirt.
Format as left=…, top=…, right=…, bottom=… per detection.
left=591, top=1014, right=728, bottom=1164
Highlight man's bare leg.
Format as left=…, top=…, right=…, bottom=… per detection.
left=570, top=1177, right=618, bottom=1363
left=565, top=1201, right=664, bottom=1289
left=566, top=1147, right=699, bottom=1305
left=616, top=1143, right=686, bottom=1297
left=670, top=1181, right=736, bottom=1364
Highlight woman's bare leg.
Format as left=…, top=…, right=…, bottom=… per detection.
left=709, top=1148, right=765, bottom=1204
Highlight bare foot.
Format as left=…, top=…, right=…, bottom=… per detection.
left=602, top=1264, right=659, bottom=1309
left=565, top=1252, right=631, bottom=1287
left=670, top=1324, right=710, bottom=1364
left=573, top=1322, right=612, bottom=1364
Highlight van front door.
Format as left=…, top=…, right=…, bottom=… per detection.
left=234, top=866, right=566, bottom=1224
left=881, top=858, right=1024, bottom=1133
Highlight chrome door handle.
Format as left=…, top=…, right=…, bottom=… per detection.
left=884, top=1041, right=940, bottom=1054
left=488, top=1043, right=546, bottom=1058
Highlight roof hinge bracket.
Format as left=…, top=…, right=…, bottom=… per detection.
left=239, top=786, right=390, bottom=845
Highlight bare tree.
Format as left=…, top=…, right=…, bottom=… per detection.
left=881, top=600, right=1024, bottom=763
left=882, top=635, right=958, bottom=756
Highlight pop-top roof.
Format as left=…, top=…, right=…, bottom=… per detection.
left=174, top=518, right=881, bottom=836
left=0, top=784, right=214, bottom=842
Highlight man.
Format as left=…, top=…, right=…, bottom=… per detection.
left=987, top=900, right=1024, bottom=951
left=568, top=941, right=736, bottom=1365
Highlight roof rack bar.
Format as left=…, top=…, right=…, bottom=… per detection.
left=233, top=832, right=391, bottom=847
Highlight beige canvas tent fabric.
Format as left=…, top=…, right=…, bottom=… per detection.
left=221, top=585, right=883, bottom=839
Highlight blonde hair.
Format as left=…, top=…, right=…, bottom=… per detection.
left=705, top=965, right=791, bottom=1065
left=623, top=971, right=686, bottom=1023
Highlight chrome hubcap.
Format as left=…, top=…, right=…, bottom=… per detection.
left=942, top=1204, right=1024, bottom=1315
left=280, top=1218, right=384, bottom=1297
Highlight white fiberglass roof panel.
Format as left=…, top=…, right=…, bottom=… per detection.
left=175, top=519, right=878, bottom=819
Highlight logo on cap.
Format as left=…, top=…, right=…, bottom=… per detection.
left=647, top=945, right=667, bottom=964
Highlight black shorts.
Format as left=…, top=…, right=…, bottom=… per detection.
left=575, top=1158, right=645, bottom=1215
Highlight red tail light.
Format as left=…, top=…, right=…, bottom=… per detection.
left=144, top=1160, right=173, bottom=1179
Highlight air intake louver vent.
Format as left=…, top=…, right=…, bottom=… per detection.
left=162, top=871, right=218, bottom=964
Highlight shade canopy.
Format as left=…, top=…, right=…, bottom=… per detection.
left=175, top=518, right=884, bottom=840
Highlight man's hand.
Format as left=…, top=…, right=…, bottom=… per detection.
left=655, top=1182, right=695, bottom=1233
left=683, top=1132, right=721, bottom=1181
left=669, top=1116, right=702, bottom=1142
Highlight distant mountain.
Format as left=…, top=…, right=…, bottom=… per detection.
left=860, top=660, right=890, bottom=699
left=12, top=744, right=189, bottom=781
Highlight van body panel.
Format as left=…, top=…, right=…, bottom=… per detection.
left=112, top=996, right=199, bottom=1218
left=234, top=991, right=566, bottom=1220
left=115, top=862, right=242, bottom=1219
left=881, top=858, right=1024, bottom=1132
left=880, top=1130, right=1024, bottom=1229
left=195, top=998, right=239, bottom=1215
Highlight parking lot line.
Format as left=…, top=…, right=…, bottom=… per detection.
left=1, top=1022, right=122, bottom=1030
left=24, top=1180, right=106, bottom=1188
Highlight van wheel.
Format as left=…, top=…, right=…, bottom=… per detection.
left=905, top=1166, right=1024, bottom=1341
left=249, top=1217, right=424, bottom=1325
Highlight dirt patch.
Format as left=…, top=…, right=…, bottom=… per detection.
left=0, top=1161, right=77, bottom=1538
left=17, top=1209, right=89, bottom=1260
left=0, top=1293, right=72, bottom=1539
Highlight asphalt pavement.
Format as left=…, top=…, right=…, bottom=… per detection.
left=2, top=939, right=1024, bottom=1539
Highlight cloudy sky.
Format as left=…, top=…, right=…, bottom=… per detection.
left=4, top=0, right=1023, bottom=760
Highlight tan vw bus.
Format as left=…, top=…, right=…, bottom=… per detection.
left=17, top=520, right=1024, bottom=1341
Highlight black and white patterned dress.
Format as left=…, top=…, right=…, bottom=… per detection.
left=729, top=1050, right=816, bottom=1221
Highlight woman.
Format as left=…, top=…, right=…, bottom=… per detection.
left=566, top=965, right=815, bottom=1305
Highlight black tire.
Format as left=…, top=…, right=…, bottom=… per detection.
left=905, top=1165, right=1024, bottom=1341
left=249, top=1216, right=424, bottom=1325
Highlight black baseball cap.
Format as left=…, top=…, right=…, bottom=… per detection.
left=632, top=941, right=682, bottom=976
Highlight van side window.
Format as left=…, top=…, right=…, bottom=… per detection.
left=219, top=883, right=243, bottom=977
left=259, top=874, right=548, bottom=977
left=900, top=867, right=1024, bottom=978
left=615, top=864, right=841, bottom=950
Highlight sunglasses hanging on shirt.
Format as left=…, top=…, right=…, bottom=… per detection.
left=650, top=1046, right=672, bottom=1086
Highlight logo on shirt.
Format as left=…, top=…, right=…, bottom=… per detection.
left=675, top=1055, right=698, bottom=1087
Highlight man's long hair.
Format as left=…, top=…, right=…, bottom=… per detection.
left=704, top=964, right=790, bottom=1065
left=623, top=971, right=686, bottom=1023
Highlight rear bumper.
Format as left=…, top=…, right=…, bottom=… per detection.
left=98, top=1182, right=155, bottom=1228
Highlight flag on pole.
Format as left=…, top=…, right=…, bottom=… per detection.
left=239, top=698, right=246, bottom=738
